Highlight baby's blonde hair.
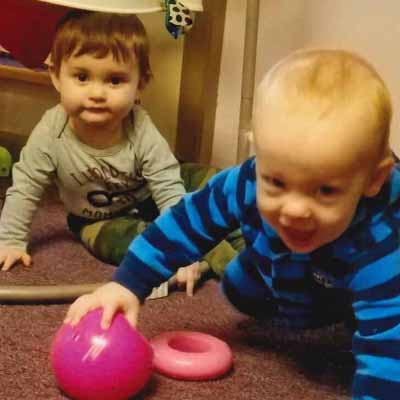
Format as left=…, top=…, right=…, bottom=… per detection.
left=255, top=49, right=392, bottom=157
left=50, top=11, right=152, bottom=89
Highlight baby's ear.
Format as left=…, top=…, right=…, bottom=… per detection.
left=364, top=155, right=395, bottom=197
left=48, top=65, right=60, bottom=93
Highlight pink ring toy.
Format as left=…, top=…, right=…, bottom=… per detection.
left=150, top=331, right=233, bottom=380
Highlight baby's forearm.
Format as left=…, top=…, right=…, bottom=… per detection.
left=0, top=179, right=46, bottom=250
left=0, top=192, right=35, bottom=250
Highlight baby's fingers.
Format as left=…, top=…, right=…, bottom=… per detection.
left=123, top=308, right=139, bottom=328
left=21, top=253, right=32, bottom=268
left=101, top=304, right=119, bottom=330
left=1, top=255, right=18, bottom=271
left=64, top=295, right=96, bottom=326
left=0, top=250, right=31, bottom=271
left=175, top=267, right=187, bottom=285
left=186, top=275, right=195, bottom=296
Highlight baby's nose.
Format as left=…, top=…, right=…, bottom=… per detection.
left=88, top=83, right=106, bottom=99
left=280, top=197, right=311, bottom=222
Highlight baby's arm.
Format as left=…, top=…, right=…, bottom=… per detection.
left=350, top=249, right=400, bottom=399
left=133, top=109, right=200, bottom=292
left=114, top=165, right=243, bottom=300
left=133, top=108, right=185, bottom=213
left=0, top=118, right=55, bottom=270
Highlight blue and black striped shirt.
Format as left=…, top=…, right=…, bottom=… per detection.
left=115, top=157, right=400, bottom=399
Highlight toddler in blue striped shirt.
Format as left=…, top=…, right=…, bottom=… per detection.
left=66, top=49, right=400, bottom=399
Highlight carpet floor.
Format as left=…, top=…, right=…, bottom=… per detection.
left=0, top=190, right=353, bottom=399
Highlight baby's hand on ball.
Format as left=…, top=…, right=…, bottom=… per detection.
left=65, top=282, right=140, bottom=329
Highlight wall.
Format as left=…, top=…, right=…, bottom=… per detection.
left=0, top=77, right=58, bottom=138
left=140, top=13, right=184, bottom=148
left=301, top=0, right=400, bottom=159
left=212, top=0, right=400, bottom=168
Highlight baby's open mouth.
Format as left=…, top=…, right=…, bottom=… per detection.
left=283, top=227, right=314, bottom=242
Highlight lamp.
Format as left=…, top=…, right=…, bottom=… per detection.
left=37, top=0, right=203, bottom=13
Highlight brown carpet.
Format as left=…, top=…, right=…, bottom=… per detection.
left=0, top=190, right=353, bottom=400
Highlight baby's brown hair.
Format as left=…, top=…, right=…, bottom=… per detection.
left=50, top=11, right=152, bottom=89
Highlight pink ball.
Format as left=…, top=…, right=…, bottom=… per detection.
left=51, top=308, right=153, bottom=400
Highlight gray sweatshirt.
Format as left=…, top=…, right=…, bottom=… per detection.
left=0, top=104, right=185, bottom=250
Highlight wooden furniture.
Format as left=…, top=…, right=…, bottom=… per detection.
left=0, top=62, right=58, bottom=143
left=176, top=0, right=227, bottom=164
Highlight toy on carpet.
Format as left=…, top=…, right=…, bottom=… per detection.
left=0, top=146, right=12, bottom=178
left=51, top=308, right=153, bottom=400
left=150, top=330, right=233, bottom=380
left=0, top=146, right=12, bottom=211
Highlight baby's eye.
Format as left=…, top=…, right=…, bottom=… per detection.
left=319, top=185, right=337, bottom=196
left=76, top=73, right=88, bottom=82
left=265, top=176, right=285, bottom=189
left=110, top=76, right=123, bottom=85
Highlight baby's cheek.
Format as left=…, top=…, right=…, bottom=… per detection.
left=319, top=209, right=352, bottom=236
left=257, top=197, right=276, bottom=223
left=60, top=95, right=79, bottom=113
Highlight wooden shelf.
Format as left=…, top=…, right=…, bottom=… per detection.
left=0, top=64, right=51, bottom=86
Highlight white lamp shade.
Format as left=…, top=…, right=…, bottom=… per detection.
left=36, top=0, right=203, bottom=13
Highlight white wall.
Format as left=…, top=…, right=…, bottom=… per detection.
left=302, top=0, right=400, bottom=159
left=212, top=0, right=400, bottom=168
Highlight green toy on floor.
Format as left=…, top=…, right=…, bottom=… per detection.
left=0, top=146, right=12, bottom=177
left=0, top=146, right=12, bottom=211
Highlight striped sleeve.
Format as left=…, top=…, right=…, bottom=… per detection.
left=349, top=222, right=400, bottom=399
left=113, top=158, right=255, bottom=300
